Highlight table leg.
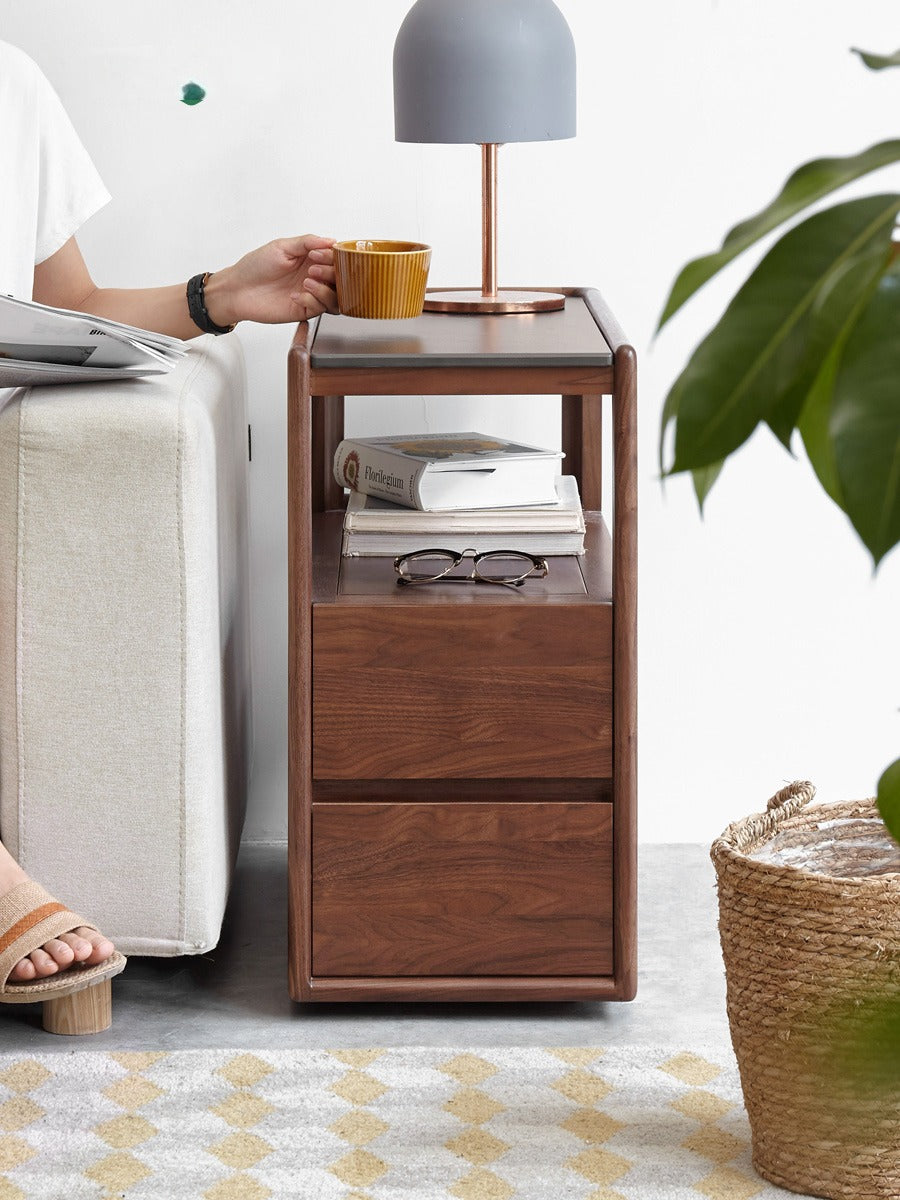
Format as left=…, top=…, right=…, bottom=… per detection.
left=612, top=345, right=637, bottom=1000
left=312, top=396, right=345, bottom=512
left=562, top=393, right=602, bottom=510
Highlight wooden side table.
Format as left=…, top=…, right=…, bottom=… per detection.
left=287, top=287, right=636, bottom=1002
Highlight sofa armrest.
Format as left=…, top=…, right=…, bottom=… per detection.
left=0, top=335, right=252, bottom=955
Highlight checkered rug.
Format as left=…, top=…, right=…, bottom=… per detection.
left=0, top=1045, right=812, bottom=1198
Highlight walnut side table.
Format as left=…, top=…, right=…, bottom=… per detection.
left=287, top=287, right=636, bottom=1002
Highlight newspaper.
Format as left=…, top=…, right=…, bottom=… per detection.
left=0, top=293, right=188, bottom=386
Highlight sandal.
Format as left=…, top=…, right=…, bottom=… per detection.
left=0, top=881, right=126, bottom=1034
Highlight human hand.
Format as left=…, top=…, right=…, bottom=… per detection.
left=205, top=235, right=338, bottom=326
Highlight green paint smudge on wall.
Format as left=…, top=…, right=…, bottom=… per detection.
left=181, top=82, right=206, bottom=106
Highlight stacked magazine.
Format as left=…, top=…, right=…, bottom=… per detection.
left=0, top=293, right=187, bottom=388
left=333, top=432, right=586, bottom=557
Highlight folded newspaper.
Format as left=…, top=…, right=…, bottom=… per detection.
left=0, top=293, right=188, bottom=387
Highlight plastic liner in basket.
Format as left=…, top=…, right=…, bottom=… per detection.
left=711, top=780, right=900, bottom=1199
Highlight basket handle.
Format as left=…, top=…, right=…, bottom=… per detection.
left=750, top=779, right=817, bottom=843
left=719, top=780, right=816, bottom=855
left=766, top=780, right=816, bottom=819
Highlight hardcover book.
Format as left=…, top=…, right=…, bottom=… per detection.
left=332, top=431, right=563, bottom=511
left=340, top=474, right=586, bottom=557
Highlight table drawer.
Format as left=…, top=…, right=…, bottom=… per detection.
left=312, top=605, right=612, bottom=778
left=311, top=801, right=613, bottom=977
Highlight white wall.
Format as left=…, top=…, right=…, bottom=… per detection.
left=4, top=0, right=899, bottom=843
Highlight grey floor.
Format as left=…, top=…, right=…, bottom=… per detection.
left=0, top=843, right=729, bottom=1052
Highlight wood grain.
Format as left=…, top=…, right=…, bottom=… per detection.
left=311, top=395, right=344, bottom=513
left=312, top=778, right=613, bottom=804
left=287, top=324, right=313, bottom=1001
left=310, top=293, right=613, bottom=368
left=311, top=802, right=613, bottom=977
left=588, top=290, right=638, bottom=1004
left=312, top=605, right=613, bottom=779
left=337, top=550, right=588, bottom=599
left=309, top=365, right=612, bottom=397
left=42, top=981, right=112, bottom=1035
left=312, top=511, right=613, bottom=605
left=303, top=977, right=625, bottom=1002
left=612, top=337, right=638, bottom=1000
left=562, top=398, right=603, bottom=511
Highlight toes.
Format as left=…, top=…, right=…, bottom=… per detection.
left=72, top=928, right=115, bottom=965
left=58, top=932, right=93, bottom=961
left=7, top=925, right=116, bottom=985
left=9, top=957, right=36, bottom=982
left=42, top=938, right=76, bottom=968
left=23, top=948, right=58, bottom=977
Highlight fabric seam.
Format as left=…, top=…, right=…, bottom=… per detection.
left=176, top=347, right=213, bottom=947
left=15, top=391, right=31, bottom=864
left=176, top=378, right=187, bottom=945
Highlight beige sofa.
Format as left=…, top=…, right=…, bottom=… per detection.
left=0, top=335, right=252, bottom=956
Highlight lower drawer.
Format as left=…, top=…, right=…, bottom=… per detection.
left=311, top=801, right=613, bottom=977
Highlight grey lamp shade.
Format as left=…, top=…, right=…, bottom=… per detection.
left=393, top=0, right=576, bottom=145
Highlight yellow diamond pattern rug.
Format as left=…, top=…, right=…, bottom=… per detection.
left=0, top=1045, right=814, bottom=1199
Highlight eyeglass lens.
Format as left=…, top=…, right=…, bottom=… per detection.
left=472, top=552, right=539, bottom=583
left=399, top=551, right=458, bottom=581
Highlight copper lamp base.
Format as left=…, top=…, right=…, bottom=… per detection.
left=426, top=145, right=567, bottom=316
left=423, top=289, right=566, bottom=314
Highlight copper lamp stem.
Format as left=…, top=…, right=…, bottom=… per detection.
left=481, top=143, right=498, bottom=298
left=422, top=140, right=564, bottom=313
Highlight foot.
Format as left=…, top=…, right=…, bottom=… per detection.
left=9, top=925, right=115, bottom=982
left=0, top=864, right=115, bottom=982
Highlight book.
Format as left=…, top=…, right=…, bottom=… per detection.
left=340, top=473, right=585, bottom=556
left=332, top=430, right=563, bottom=511
left=0, top=293, right=188, bottom=387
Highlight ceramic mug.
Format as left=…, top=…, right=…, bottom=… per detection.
left=333, top=239, right=432, bottom=319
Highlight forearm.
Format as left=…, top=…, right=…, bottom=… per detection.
left=33, top=234, right=337, bottom=337
left=77, top=273, right=234, bottom=340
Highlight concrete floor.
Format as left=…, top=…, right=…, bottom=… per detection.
left=0, top=843, right=729, bottom=1052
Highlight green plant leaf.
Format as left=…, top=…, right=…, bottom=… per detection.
left=657, top=140, right=900, bottom=331
left=692, top=461, right=723, bottom=509
left=663, top=195, right=900, bottom=475
left=798, top=253, right=891, bottom=506
left=829, top=265, right=900, bottom=564
left=768, top=240, right=892, bottom=447
left=659, top=376, right=725, bottom=507
left=877, top=755, right=900, bottom=846
left=852, top=47, right=900, bottom=71
left=798, top=342, right=848, bottom=508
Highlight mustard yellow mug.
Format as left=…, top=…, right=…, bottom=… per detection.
left=333, top=239, right=432, bottom=319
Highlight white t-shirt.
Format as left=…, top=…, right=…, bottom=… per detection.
left=0, top=40, right=109, bottom=299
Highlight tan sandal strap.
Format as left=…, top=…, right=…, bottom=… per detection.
left=0, top=902, right=68, bottom=957
left=0, top=882, right=95, bottom=989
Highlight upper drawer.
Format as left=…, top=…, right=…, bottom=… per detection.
left=312, top=604, right=612, bottom=778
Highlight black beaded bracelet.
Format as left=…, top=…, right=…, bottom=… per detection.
left=186, top=272, right=236, bottom=335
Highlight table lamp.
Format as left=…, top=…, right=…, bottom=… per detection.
left=393, top=0, right=576, bottom=314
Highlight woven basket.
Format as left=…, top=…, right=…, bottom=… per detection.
left=711, top=781, right=900, bottom=1199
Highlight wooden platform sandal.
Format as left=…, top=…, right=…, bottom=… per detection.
left=0, top=881, right=126, bottom=1034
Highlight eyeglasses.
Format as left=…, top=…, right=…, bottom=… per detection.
left=394, top=548, right=549, bottom=589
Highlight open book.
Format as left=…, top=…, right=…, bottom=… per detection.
left=0, top=293, right=188, bottom=387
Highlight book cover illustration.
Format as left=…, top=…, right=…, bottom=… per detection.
left=361, top=432, right=558, bottom=467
